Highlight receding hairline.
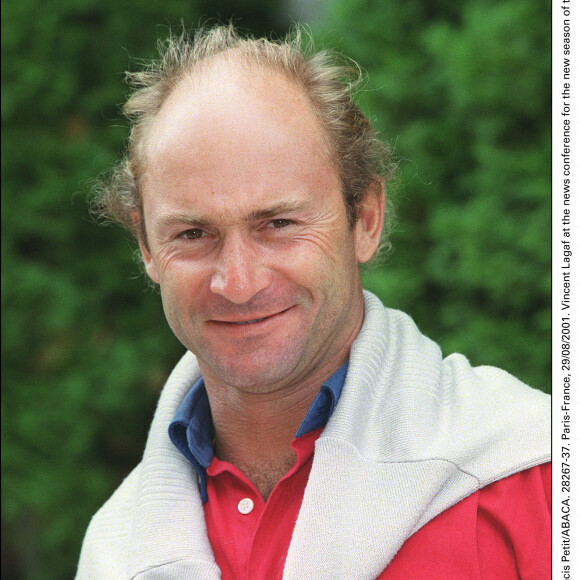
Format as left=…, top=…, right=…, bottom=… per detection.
left=140, top=48, right=338, bottom=186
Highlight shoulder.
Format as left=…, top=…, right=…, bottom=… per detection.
left=382, top=464, right=551, bottom=579
left=443, top=356, right=550, bottom=485
left=337, top=292, right=550, bottom=483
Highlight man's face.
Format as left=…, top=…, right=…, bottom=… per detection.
left=139, top=61, right=382, bottom=393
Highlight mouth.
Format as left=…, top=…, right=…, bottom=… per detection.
left=229, top=317, right=268, bottom=325
left=211, top=307, right=293, bottom=327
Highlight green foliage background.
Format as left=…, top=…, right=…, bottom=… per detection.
left=2, top=1, right=549, bottom=578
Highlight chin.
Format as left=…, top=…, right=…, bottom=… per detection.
left=205, top=350, right=303, bottom=392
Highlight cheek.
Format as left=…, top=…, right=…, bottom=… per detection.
left=152, top=241, right=212, bottom=291
left=157, top=260, right=207, bottom=320
left=153, top=244, right=187, bottom=276
left=293, top=231, right=358, bottom=282
left=275, top=238, right=357, bottom=306
left=283, top=222, right=357, bottom=270
left=157, top=271, right=209, bottom=348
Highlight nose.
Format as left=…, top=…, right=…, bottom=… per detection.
left=209, top=235, right=272, bottom=304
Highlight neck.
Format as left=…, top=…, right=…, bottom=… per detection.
left=206, top=357, right=339, bottom=457
left=203, top=351, right=350, bottom=499
left=206, top=380, right=310, bottom=500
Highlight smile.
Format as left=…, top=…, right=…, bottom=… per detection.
left=210, top=307, right=294, bottom=328
left=230, top=317, right=268, bottom=325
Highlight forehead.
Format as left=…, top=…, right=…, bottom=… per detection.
left=147, top=55, right=331, bottom=165
left=141, top=56, right=341, bottom=218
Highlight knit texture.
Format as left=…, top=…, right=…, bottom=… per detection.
left=76, top=291, right=550, bottom=579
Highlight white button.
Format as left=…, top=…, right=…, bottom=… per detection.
left=238, top=498, right=254, bottom=514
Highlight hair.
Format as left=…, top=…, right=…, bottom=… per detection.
left=91, top=24, right=397, bottom=255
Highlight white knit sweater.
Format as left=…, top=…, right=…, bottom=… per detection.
left=77, top=291, right=550, bottom=579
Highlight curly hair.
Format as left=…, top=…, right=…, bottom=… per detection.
left=92, top=24, right=397, bottom=254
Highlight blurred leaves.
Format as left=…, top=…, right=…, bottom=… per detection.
left=322, top=0, right=550, bottom=392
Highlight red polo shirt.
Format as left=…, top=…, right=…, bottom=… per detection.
left=204, top=427, right=324, bottom=579
left=203, top=426, right=551, bottom=579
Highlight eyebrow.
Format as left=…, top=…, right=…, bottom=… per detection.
left=155, top=200, right=312, bottom=230
left=246, top=200, right=311, bottom=221
left=155, top=213, right=214, bottom=231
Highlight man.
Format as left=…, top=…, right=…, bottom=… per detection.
left=78, top=25, right=550, bottom=579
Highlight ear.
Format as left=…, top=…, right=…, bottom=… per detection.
left=354, top=179, right=386, bottom=263
left=132, top=210, right=160, bottom=284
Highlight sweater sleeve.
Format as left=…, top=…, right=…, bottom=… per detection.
left=76, top=465, right=141, bottom=580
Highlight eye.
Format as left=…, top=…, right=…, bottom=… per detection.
left=179, top=228, right=205, bottom=240
left=269, top=219, right=293, bottom=228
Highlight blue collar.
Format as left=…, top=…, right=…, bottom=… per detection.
left=168, top=362, right=348, bottom=502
